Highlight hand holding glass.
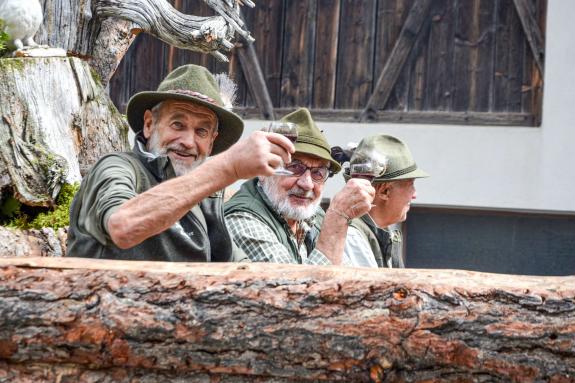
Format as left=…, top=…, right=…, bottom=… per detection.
left=349, top=158, right=387, bottom=208
left=262, top=121, right=298, bottom=176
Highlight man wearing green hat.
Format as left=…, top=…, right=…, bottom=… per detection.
left=342, top=134, right=429, bottom=268
left=67, top=64, right=295, bottom=261
left=224, top=108, right=375, bottom=265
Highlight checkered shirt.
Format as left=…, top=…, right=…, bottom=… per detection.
left=226, top=210, right=331, bottom=265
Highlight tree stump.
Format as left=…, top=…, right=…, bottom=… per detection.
left=0, top=257, right=573, bottom=382
left=0, top=57, right=129, bottom=207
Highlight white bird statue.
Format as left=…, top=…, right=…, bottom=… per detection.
left=0, top=0, right=43, bottom=50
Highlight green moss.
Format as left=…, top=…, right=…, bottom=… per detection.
left=2, top=183, right=80, bottom=230
left=0, top=58, right=26, bottom=71
left=1, top=196, right=21, bottom=217
left=89, top=66, right=102, bottom=85
left=0, top=19, right=9, bottom=56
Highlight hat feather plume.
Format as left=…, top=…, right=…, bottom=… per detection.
left=214, top=73, right=237, bottom=111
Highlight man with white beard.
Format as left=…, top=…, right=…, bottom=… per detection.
left=67, top=65, right=295, bottom=262
left=225, top=108, right=374, bottom=265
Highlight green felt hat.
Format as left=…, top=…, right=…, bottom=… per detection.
left=280, top=108, right=341, bottom=174
left=126, top=64, right=243, bottom=155
left=344, top=134, right=429, bottom=182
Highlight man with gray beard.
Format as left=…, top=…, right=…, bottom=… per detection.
left=225, top=108, right=374, bottom=265
left=67, top=65, right=295, bottom=262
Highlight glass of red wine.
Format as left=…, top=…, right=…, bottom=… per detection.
left=349, top=156, right=387, bottom=208
left=349, top=161, right=386, bottom=182
left=262, top=121, right=298, bottom=175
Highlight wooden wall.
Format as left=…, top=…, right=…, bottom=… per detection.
left=109, top=0, right=546, bottom=126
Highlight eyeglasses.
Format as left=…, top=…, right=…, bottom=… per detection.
left=285, top=160, right=331, bottom=183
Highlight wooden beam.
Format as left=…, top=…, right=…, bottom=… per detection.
left=512, top=0, right=545, bottom=77
left=360, top=0, right=433, bottom=121
left=236, top=41, right=275, bottom=120
left=0, top=257, right=574, bottom=381
left=236, top=108, right=536, bottom=127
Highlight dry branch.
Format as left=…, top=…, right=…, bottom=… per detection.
left=95, top=0, right=254, bottom=63
left=0, top=257, right=573, bottom=382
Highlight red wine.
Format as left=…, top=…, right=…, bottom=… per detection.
left=284, top=133, right=298, bottom=143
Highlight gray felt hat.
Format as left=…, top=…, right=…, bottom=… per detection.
left=344, top=134, right=429, bottom=182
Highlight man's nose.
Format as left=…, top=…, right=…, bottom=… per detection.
left=296, top=170, right=314, bottom=190
left=412, top=189, right=417, bottom=200
left=179, top=132, right=197, bottom=149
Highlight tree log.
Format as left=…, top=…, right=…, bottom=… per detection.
left=0, top=57, right=129, bottom=206
left=0, top=257, right=573, bottom=382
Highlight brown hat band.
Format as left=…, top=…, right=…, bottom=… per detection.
left=170, top=89, right=218, bottom=105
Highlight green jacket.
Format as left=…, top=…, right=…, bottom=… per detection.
left=67, top=136, right=236, bottom=262
left=349, top=215, right=404, bottom=268
left=224, top=178, right=324, bottom=260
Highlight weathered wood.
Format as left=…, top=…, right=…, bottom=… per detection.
left=236, top=107, right=535, bottom=126
left=280, top=0, right=317, bottom=108
left=33, top=0, right=254, bottom=86
left=423, top=0, right=455, bottom=111
left=375, top=0, right=415, bottom=111
left=335, top=0, right=377, bottom=109
left=512, top=0, right=545, bottom=77
left=0, top=227, right=66, bottom=258
left=236, top=40, right=275, bottom=120
left=95, top=0, right=250, bottom=63
left=313, top=0, right=340, bottom=109
left=0, top=57, right=128, bottom=206
left=245, top=1, right=285, bottom=107
left=360, top=0, right=433, bottom=120
left=108, top=33, right=169, bottom=113
left=0, top=257, right=573, bottom=382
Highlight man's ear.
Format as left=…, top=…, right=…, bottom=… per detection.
left=143, top=110, right=154, bottom=139
left=376, top=183, right=391, bottom=201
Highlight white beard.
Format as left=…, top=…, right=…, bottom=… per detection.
left=147, top=128, right=205, bottom=177
left=260, top=177, right=321, bottom=222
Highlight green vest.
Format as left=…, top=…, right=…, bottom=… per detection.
left=67, top=139, right=234, bottom=262
left=349, top=215, right=404, bottom=268
left=224, top=178, right=324, bottom=261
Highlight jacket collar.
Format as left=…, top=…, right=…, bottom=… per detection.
left=133, top=132, right=176, bottom=181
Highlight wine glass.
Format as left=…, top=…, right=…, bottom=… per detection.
left=349, top=155, right=387, bottom=208
left=262, top=121, right=298, bottom=176
left=349, top=161, right=386, bottom=182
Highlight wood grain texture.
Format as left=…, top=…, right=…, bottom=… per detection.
left=0, top=57, right=129, bottom=205
left=361, top=0, right=433, bottom=120
left=335, top=0, right=377, bottom=109
left=0, top=257, right=573, bottom=382
left=280, top=0, right=317, bottom=108
left=313, top=0, right=340, bottom=109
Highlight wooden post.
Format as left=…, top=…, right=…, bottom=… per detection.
left=0, top=257, right=573, bottom=382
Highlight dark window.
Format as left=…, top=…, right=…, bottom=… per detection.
left=405, top=208, right=575, bottom=276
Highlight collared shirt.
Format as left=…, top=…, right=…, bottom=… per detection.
left=343, top=214, right=380, bottom=268
left=225, top=182, right=331, bottom=265
left=343, top=226, right=379, bottom=268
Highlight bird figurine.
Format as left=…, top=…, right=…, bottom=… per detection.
left=0, top=0, right=43, bottom=51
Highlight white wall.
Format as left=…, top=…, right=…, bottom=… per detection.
left=239, top=1, right=575, bottom=215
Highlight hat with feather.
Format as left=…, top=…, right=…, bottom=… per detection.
left=126, top=64, right=243, bottom=155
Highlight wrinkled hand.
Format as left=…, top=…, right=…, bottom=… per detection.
left=329, top=179, right=375, bottom=219
left=221, top=130, right=294, bottom=180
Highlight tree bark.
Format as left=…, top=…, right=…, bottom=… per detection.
left=0, top=57, right=129, bottom=206
left=0, top=257, right=573, bottom=382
